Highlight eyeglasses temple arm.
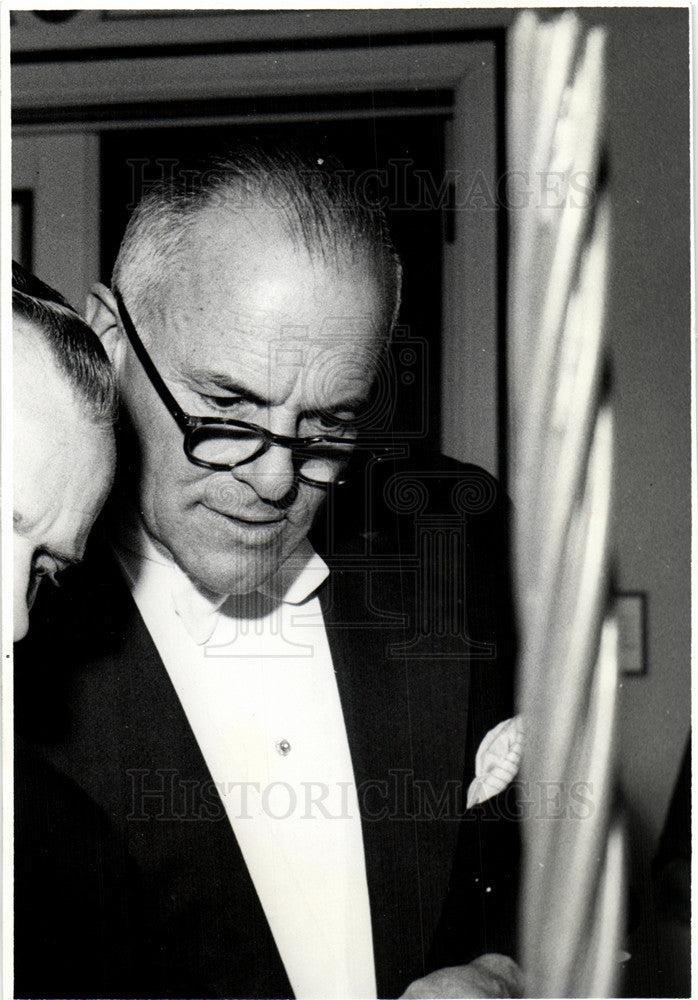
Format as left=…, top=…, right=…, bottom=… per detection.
left=113, top=287, right=190, bottom=431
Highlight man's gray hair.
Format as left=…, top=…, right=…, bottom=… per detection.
left=12, top=262, right=117, bottom=427
left=112, top=141, right=402, bottom=333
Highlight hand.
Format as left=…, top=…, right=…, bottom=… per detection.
left=400, top=953, right=522, bottom=999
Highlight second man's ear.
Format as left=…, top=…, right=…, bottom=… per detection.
left=86, top=282, right=126, bottom=369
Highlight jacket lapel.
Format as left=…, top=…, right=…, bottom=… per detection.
left=16, top=547, right=294, bottom=999
left=321, top=559, right=470, bottom=998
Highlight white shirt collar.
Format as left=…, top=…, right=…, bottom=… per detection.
left=255, top=541, right=330, bottom=606
left=113, top=513, right=329, bottom=644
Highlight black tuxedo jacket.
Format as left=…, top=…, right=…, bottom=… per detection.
left=15, top=454, right=519, bottom=999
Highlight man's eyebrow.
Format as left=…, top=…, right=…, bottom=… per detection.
left=319, top=395, right=369, bottom=413
left=186, top=370, right=268, bottom=407
left=186, top=370, right=369, bottom=415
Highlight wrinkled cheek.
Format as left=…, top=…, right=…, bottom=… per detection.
left=287, top=487, right=326, bottom=534
left=200, top=475, right=246, bottom=515
left=138, top=436, right=200, bottom=510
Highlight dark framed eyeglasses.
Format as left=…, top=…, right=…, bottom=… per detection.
left=113, top=287, right=388, bottom=488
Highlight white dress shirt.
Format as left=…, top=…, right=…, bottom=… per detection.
left=114, top=524, right=377, bottom=1000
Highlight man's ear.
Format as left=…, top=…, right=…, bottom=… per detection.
left=86, top=282, right=126, bottom=369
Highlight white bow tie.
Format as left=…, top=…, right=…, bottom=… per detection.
left=114, top=514, right=329, bottom=646
left=170, top=572, right=228, bottom=645
left=170, top=540, right=329, bottom=645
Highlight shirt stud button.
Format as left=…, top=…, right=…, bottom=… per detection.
left=276, top=739, right=292, bottom=756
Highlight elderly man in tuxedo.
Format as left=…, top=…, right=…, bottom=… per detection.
left=15, top=143, right=520, bottom=999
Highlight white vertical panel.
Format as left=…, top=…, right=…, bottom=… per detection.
left=507, top=13, right=621, bottom=996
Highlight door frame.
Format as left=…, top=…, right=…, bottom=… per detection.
left=13, top=34, right=501, bottom=475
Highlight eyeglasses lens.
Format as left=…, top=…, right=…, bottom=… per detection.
left=187, top=425, right=355, bottom=484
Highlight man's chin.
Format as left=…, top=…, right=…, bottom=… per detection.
left=176, top=545, right=289, bottom=598
left=150, top=502, right=315, bottom=596
left=187, top=563, right=277, bottom=598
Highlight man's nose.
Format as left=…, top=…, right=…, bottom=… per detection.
left=13, top=538, right=32, bottom=642
left=234, top=443, right=297, bottom=505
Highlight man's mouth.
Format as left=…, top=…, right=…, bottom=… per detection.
left=200, top=503, right=286, bottom=541
left=222, top=514, right=284, bottom=525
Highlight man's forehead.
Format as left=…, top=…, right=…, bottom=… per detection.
left=176, top=317, right=382, bottom=397
left=145, top=244, right=385, bottom=348
left=143, top=294, right=383, bottom=407
left=160, top=304, right=379, bottom=344
left=149, top=205, right=385, bottom=305
left=14, top=317, right=83, bottom=422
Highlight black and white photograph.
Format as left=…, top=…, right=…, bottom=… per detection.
left=6, top=6, right=691, bottom=999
